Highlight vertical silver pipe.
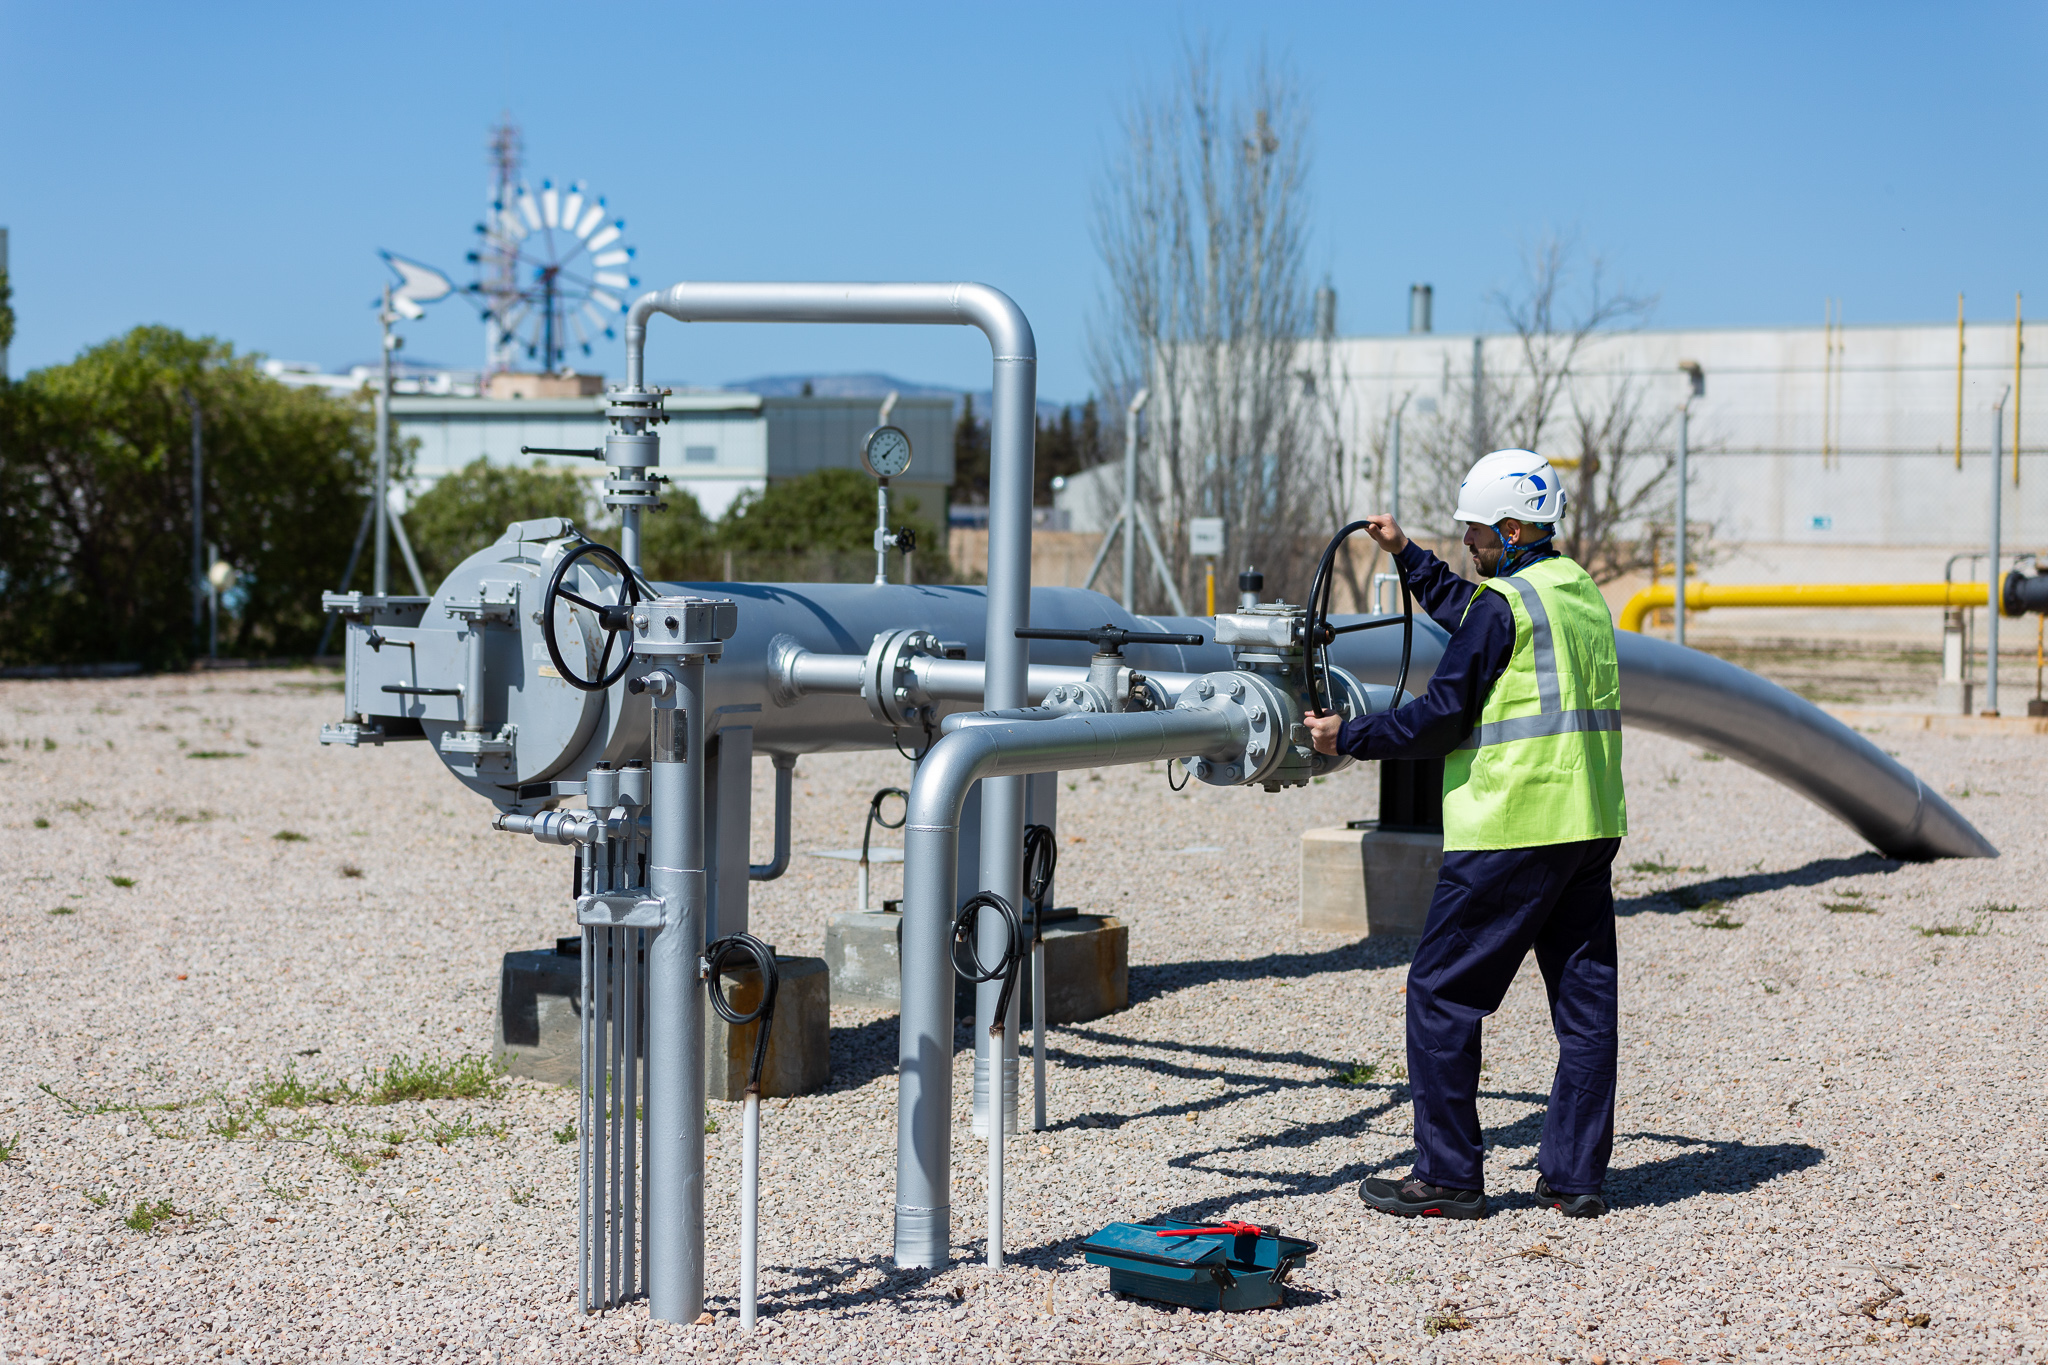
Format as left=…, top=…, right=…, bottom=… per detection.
left=740, top=1092, right=760, bottom=1329
left=1122, top=388, right=1149, bottom=612
left=645, top=665, right=707, bottom=1322
left=624, top=928, right=641, bottom=1301
left=594, top=930, right=611, bottom=1307
left=621, top=507, right=642, bottom=576
left=579, top=925, right=593, bottom=1311
left=374, top=290, right=393, bottom=597
left=895, top=800, right=960, bottom=1268
left=988, top=1053, right=1005, bottom=1269
left=620, top=283, right=1038, bottom=1272
left=610, top=929, right=626, bottom=1307
left=1675, top=404, right=1689, bottom=648
left=875, top=480, right=891, bottom=585
left=1989, top=396, right=2005, bottom=714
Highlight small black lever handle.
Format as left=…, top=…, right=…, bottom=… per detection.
left=382, top=684, right=461, bottom=696
left=519, top=445, right=604, bottom=460
left=1015, top=624, right=1205, bottom=651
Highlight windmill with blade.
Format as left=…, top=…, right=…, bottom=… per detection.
left=470, top=123, right=638, bottom=376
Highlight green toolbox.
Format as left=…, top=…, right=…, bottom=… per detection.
left=1079, top=1218, right=1316, bottom=1311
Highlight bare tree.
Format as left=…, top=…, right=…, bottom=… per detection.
left=1088, top=43, right=1326, bottom=609
left=1403, top=237, right=1701, bottom=585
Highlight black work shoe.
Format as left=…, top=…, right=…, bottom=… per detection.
left=1535, top=1174, right=1607, bottom=1218
left=1359, top=1175, right=1485, bottom=1220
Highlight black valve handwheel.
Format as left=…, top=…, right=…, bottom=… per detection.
left=543, top=541, right=644, bottom=693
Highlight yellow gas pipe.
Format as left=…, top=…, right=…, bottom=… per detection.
left=1618, top=581, right=1992, bottom=634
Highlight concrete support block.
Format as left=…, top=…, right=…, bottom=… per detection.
left=704, top=955, right=831, bottom=1101
left=493, top=946, right=833, bottom=1099
left=1300, top=825, right=1443, bottom=937
left=824, top=910, right=1127, bottom=1024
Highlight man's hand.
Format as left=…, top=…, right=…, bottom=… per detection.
left=1364, top=514, right=1408, bottom=555
left=1305, top=708, right=1346, bottom=757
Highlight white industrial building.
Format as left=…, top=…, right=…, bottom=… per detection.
left=264, top=361, right=955, bottom=522
left=1060, top=316, right=2043, bottom=644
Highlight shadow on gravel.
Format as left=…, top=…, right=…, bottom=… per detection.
left=1483, top=1129, right=1826, bottom=1211
left=1618, top=852, right=1903, bottom=917
left=1126, top=937, right=1416, bottom=1008
left=827, top=1015, right=900, bottom=1092
left=716, top=1255, right=948, bottom=1319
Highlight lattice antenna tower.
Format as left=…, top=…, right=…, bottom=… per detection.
left=482, top=118, right=524, bottom=375
left=468, top=121, right=637, bottom=376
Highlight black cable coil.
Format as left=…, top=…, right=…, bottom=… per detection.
left=704, top=932, right=780, bottom=1096
left=951, top=892, right=1027, bottom=1038
left=1021, top=823, right=1058, bottom=944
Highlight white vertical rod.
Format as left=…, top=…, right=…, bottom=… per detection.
left=1031, top=941, right=1047, bottom=1131
left=1675, top=404, right=1690, bottom=648
left=740, top=1091, right=760, bottom=1330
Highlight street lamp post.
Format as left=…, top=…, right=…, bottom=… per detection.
left=1675, top=362, right=1705, bottom=647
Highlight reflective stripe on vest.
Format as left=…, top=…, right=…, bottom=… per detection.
left=1440, top=555, right=1627, bottom=851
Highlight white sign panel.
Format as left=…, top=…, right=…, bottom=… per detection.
left=1188, top=517, right=1226, bottom=557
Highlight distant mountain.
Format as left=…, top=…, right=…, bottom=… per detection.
left=726, top=371, right=962, bottom=400
left=720, top=372, right=1075, bottom=419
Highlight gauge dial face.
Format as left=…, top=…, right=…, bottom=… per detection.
left=861, top=425, right=913, bottom=479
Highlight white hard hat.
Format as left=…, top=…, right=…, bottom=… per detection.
left=1452, top=449, right=1567, bottom=526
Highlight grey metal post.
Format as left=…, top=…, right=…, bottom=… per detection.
left=374, top=288, right=393, bottom=597
left=206, top=541, right=219, bottom=659
left=1122, top=388, right=1149, bottom=612
left=1988, top=394, right=2005, bottom=714
left=186, top=389, right=204, bottom=646
left=1675, top=404, right=1690, bottom=648
left=646, top=656, right=708, bottom=1322
left=898, top=706, right=1248, bottom=1267
left=1470, top=335, right=1486, bottom=460
left=1389, top=403, right=1403, bottom=524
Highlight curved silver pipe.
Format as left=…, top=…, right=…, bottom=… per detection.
left=747, top=753, right=796, bottom=882
left=894, top=705, right=1248, bottom=1269
left=1616, top=633, right=1995, bottom=860
left=626, top=281, right=1041, bottom=1023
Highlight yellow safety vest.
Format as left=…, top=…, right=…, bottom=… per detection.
left=1440, top=555, right=1628, bottom=851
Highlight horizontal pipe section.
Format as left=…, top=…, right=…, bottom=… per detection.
left=1620, top=581, right=1991, bottom=633
left=894, top=705, right=1248, bottom=1268
left=1614, top=631, right=1996, bottom=860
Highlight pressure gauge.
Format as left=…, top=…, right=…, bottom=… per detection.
left=861, top=425, right=913, bottom=479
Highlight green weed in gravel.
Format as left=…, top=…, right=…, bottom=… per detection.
left=1693, top=902, right=1745, bottom=930
left=124, top=1199, right=180, bottom=1234
left=0, top=1132, right=18, bottom=1161
left=254, top=1063, right=356, bottom=1108
left=1335, top=1061, right=1379, bottom=1086
left=185, top=751, right=245, bottom=760
left=272, top=830, right=307, bottom=842
left=370, top=1052, right=505, bottom=1104
left=553, top=1122, right=577, bottom=1145
left=107, top=875, right=136, bottom=888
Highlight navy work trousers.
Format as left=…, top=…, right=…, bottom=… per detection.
left=1405, top=837, right=1620, bottom=1195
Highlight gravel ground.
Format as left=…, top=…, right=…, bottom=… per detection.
left=1, top=669, right=2043, bottom=1364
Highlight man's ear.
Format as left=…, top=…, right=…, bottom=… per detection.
left=1498, top=518, right=1524, bottom=545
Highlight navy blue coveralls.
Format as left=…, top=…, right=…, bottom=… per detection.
left=1336, top=542, right=1620, bottom=1196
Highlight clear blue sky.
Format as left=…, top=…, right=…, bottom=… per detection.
left=2, top=2, right=2039, bottom=402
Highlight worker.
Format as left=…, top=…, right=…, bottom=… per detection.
left=1305, top=449, right=1626, bottom=1220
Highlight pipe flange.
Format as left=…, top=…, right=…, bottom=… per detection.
left=605, top=385, right=668, bottom=423
left=1171, top=669, right=1299, bottom=788
left=862, top=628, right=944, bottom=728
left=765, top=633, right=807, bottom=708
left=1040, top=680, right=1117, bottom=714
